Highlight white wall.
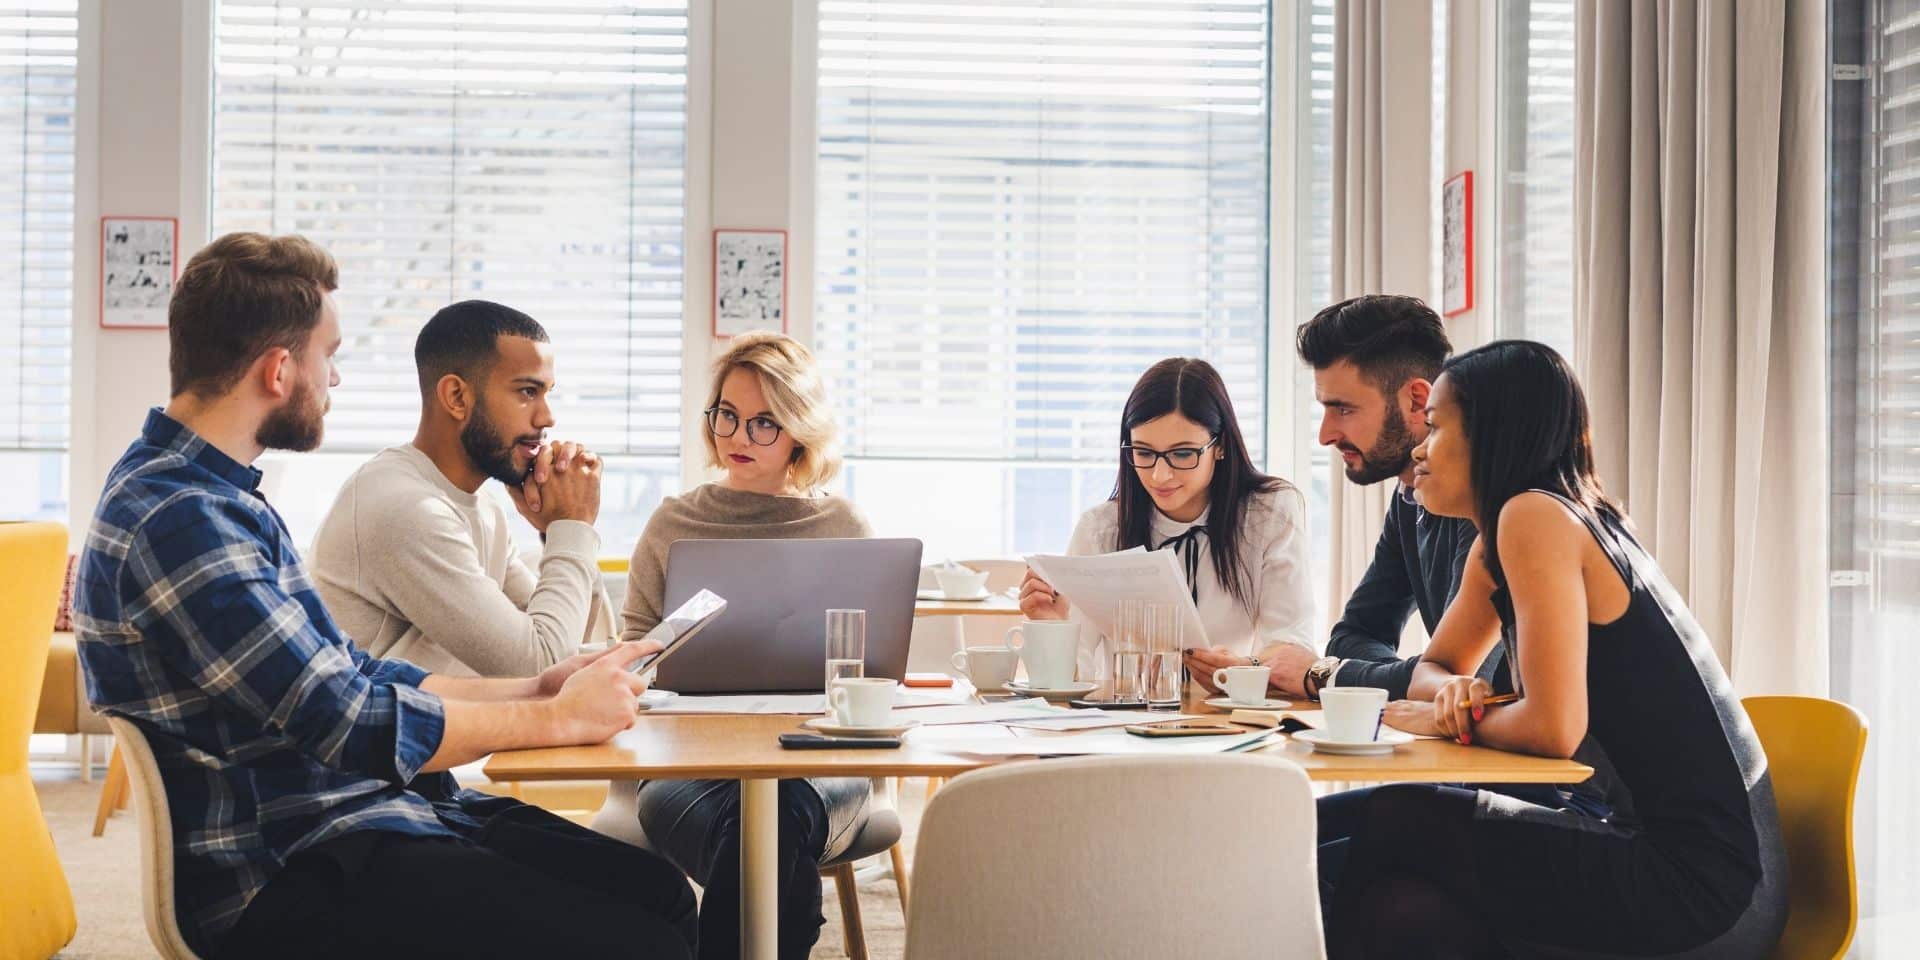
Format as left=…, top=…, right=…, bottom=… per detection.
left=66, top=0, right=207, bottom=539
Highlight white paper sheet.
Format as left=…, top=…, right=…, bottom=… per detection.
left=1025, top=549, right=1209, bottom=647
left=999, top=710, right=1202, bottom=731
left=922, top=727, right=1274, bottom=756
left=889, top=700, right=1057, bottom=726
left=641, top=684, right=990, bottom=716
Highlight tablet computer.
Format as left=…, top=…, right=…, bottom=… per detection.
left=628, top=588, right=727, bottom=675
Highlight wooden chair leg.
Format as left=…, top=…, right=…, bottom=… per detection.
left=80, top=733, right=93, bottom=782
left=888, top=842, right=910, bottom=916
left=116, top=768, right=133, bottom=809
left=828, top=861, right=868, bottom=960
left=926, top=776, right=946, bottom=799
left=92, top=743, right=127, bottom=837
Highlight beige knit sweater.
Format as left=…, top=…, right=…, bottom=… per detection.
left=620, top=482, right=873, bottom=641
left=311, top=444, right=605, bottom=678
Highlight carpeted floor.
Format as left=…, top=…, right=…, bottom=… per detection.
left=38, top=774, right=918, bottom=959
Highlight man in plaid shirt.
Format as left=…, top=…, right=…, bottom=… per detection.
left=75, top=232, right=696, bottom=959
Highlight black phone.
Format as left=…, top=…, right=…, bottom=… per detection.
left=1068, top=698, right=1154, bottom=711
left=778, top=733, right=902, bottom=750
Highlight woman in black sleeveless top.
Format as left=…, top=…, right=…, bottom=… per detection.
left=1319, top=341, right=1786, bottom=958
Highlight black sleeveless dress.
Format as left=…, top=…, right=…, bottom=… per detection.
left=1327, top=491, right=1787, bottom=958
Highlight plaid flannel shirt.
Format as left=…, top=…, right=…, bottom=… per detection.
left=74, top=410, right=489, bottom=955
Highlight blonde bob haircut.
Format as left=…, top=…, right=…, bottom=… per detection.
left=703, top=331, right=842, bottom=492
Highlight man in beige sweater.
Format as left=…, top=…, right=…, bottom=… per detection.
left=311, top=300, right=608, bottom=678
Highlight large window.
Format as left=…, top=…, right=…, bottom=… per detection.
left=1495, top=0, right=1575, bottom=358
left=1835, top=0, right=1920, bottom=949
left=815, top=0, right=1273, bottom=559
left=211, top=1, right=689, bottom=550
left=0, top=0, right=75, bottom=522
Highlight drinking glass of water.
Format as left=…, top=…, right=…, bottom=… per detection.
left=1143, top=602, right=1183, bottom=710
left=825, top=608, right=866, bottom=692
left=1108, top=598, right=1146, bottom=703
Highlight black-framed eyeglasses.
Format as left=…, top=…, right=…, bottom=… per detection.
left=705, top=406, right=784, bottom=446
left=1122, top=436, right=1220, bottom=471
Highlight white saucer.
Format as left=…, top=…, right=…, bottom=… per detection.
left=1205, top=696, right=1293, bottom=711
left=1003, top=680, right=1098, bottom=702
left=1292, top=728, right=1414, bottom=756
left=636, top=689, right=679, bottom=710
left=916, top=588, right=991, bottom=602
left=801, top=716, right=921, bottom=737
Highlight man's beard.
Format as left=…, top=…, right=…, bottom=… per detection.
left=461, top=397, right=541, bottom=486
left=255, top=376, right=326, bottom=452
left=1340, top=405, right=1416, bottom=485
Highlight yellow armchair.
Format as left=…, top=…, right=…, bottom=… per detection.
left=1, top=522, right=78, bottom=959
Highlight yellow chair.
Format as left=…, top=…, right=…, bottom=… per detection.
left=1, top=522, right=78, bottom=960
left=1743, top=695, right=1868, bottom=960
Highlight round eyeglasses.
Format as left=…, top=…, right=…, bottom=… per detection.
left=705, top=407, right=784, bottom=446
left=1121, top=435, right=1220, bottom=471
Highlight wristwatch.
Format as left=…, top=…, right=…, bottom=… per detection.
left=1304, top=656, right=1342, bottom=701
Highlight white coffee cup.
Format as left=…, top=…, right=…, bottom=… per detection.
left=1005, top=620, right=1091, bottom=689
left=1211, top=665, right=1270, bottom=706
left=934, top=565, right=990, bottom=598
left=951, top=645, right=1019, bottom=692
left=1320, top=687, right=1389, bottom=743
left=829, top=677, right=897, bottom=728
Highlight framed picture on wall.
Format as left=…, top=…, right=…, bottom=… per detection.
left=1441, top=172, right=1473, bottom=318
left=100, top=216, right=179, bottom=329
left=712, top=228, right=787, bottom=337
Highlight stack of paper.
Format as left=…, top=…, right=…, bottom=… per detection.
left=1025, top=549, right=1209, bottom=646
left=920, top=727, right=1275, bottom=756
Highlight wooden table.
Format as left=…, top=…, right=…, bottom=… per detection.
left=485, top=700, right=1590, bottom=960
left=912, top=592, right=1023, bottom=617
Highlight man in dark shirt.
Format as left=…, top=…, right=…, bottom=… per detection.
left=1260, top=294, right=1487, bottom=700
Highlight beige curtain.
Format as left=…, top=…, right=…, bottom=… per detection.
left=1329, top=0, right=1431, bottom=648
left=1573, top=0, right=1826, bottom=696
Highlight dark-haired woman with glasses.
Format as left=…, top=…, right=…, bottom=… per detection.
left=603, top=330, right=873, bottom=960
left=1320, top=341, right=1784, bottom=958
left=1019, top=358, right=1316, bottom=695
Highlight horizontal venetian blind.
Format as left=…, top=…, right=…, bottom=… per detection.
left=815, top=0, right=1270, bottom=462
left=0, top=0, right=76, bottom=451
left=212, top=0, right=688, bottom=455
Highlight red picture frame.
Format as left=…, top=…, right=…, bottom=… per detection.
left=99, top=215, right=180, bottom=330
left=711, top=227, right=789, bottom=338
left=1441, top=171, right=1473, bottom=318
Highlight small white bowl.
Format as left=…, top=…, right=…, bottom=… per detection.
left=934, top=566, right=990, bottom=598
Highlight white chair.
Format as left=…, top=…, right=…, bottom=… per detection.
left=592, top=777, right=905, bottom=960
left=105, top=715, right=202, bottom=960
left=905, top=754, right=1325, bottom=960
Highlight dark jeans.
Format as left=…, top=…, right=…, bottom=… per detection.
left=219, top=801, right=698, bottom=960
left=1318, top=782, right=1603, bottom=908
left=635, top=778, right=833, bottom=960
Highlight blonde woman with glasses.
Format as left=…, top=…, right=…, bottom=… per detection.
left=602, top=331, right=873, bottom=960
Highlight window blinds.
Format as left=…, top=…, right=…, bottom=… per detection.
left=815, top=0, right=1271, bottom=463
left=212, top=0, right=688, bottom=455
left=0, top=0, right=75, bottom=451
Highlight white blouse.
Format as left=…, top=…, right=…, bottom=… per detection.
left=1065, top=483, right=1317, bottom=661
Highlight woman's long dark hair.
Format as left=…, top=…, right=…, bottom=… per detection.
left=1440, top=340, right=1618, bottom=586
left=1112, top=358, right=1283, bottom=613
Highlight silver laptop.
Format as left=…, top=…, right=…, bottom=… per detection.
left=653, top=538, right=922, bottom=693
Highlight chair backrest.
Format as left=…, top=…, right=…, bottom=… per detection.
left=0, top=521, right=78, bottom=959
left=106, top=716, right=202, bottom=959
left=1742, top=696, right=1867, bottom=960
left=906, top=753, right=1325, bottom=960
